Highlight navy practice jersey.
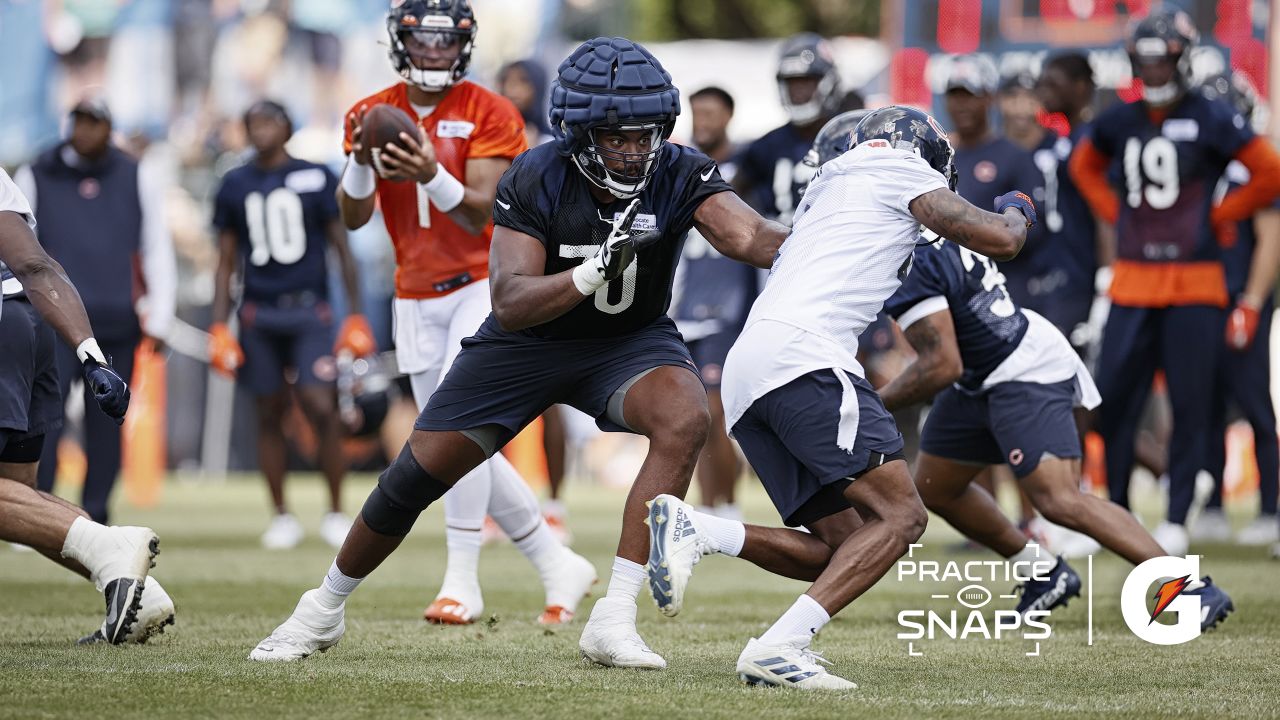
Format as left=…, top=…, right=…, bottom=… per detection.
left=213, top=158, right=339, bottom=302
left=884, top=239, right=1029, bottom=391
left=492, top=141, right=732, bottom=340
left=1028, top=124, right=1097, bottom=305
left=1219, top=161, right=1280, bottom=297
left=955, top=136, right=1045, bottom=308
left=670, top=229, right=759, bottom=339
left=1090, top=92, right=1252, bottom=267
left=735, top=123, right=815, bottom=222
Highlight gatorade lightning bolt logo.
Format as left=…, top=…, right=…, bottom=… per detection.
left=1150, top=575, right=1192, bottom=624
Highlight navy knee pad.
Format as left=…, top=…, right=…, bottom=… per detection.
left=360, top=443, right=450, bottom=536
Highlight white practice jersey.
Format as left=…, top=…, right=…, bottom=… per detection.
left=0, top=168, right=37, bottom=316
left=721, top=142, right=948, bottom=432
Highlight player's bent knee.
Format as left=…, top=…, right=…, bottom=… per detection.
left=360, top=444, right=451, bottom=537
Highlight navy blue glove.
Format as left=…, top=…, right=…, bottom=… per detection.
left=994, top=191, right=1037, bottom=229
left=82, top=357, right=130, bottom=425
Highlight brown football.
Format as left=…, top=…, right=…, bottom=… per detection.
left=362, top=103, right=419, bottom=179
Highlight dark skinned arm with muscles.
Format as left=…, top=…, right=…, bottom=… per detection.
left=490, top=191, right=786, bottom=332
left=879, top=310, right=964, bottom=412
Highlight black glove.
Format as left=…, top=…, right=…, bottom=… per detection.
left=573, top=198, right=644, bottom=294
left=82, top=357, right=130, bottom=425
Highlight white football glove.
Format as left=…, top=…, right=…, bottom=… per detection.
left=572, top=198, right=641, bottom=295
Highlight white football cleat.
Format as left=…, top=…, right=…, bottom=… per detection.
left=249, top=589, right=344, bottom=662
left=85, top=526, right=160, bottom=645
left=645, top=494, right=715, bottom=617
left=1153, top=522, right=1189, bottom=557
left=261, top=514, right=304, bottom=550
left=538, top=550, right=597, bottom=625
left=319, top=512, right=352, bottom=549
left=736, top=637, right=857, bottom=691
left=1235, top=516, right=1280, bottom=546
left=579, top=597, right=666, bottom=669
left=79, top=577, right=176, bottom=645
left=1190, top=509, right=1232, bottom=542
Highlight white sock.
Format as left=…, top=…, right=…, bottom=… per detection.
left=605, top=556, right=645, bottom=603
left=487, top=454, right=567, bottom=579
left=759, top=594, right=831, bottom=645
left=61, top=516, right=108, bottom=579
left=440, top=527, right=482, bottom=596
left=316, top=560, right=361, bottom=610
left=692, top=508, right=745, bottom=556
left=714, top=502, right=743, bottom=523
left=1008, top=543, right=1047, bottom=566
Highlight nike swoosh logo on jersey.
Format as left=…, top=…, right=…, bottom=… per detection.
left=496, top=199, right=511, bottom=210
left=700, top=166, right=715, bottom=182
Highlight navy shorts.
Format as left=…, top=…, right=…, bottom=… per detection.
left=238, top=298, right=335, bottom=396
left=416, top=315, right=697, bottom=451
left=0, top=297, right=62, bottom=443
left=686, top=329, right=738, bottom=389
left=732, top=369, right=904, bottom=527
left=921, top=379, right=1082, bottom=478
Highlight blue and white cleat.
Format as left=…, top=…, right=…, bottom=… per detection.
left=645, top=494, right=715, bottom=617
left=1187, top=576, right=1233, bottom=632
left=1015, top=556, right=1081, bottom=616
left=736, top=637, right=857, bottom=691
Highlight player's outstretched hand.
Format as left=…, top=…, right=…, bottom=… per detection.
left=82, top=357, right=130, bottom=425
left=994, top=191, right=1037, bottom=229
left=571, top=199, right=641, bottom=295
left=347, top=105, right=373, bottom=167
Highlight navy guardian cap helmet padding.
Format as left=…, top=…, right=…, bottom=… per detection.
left=853, top=105, right=958, bottom=191
left=550, top=37, right=681, bottom=199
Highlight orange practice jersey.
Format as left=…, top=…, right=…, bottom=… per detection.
left=344, top=81, right=527, bottom=299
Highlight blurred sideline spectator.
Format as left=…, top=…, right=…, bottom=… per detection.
left=15, top=98, right=176, bottom=522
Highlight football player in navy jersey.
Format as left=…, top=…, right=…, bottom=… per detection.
left=877, top=232, right=1232, bottom=630
left=1034, top=51, right=1106, bottom=352
left=733, top=33, right=841, bottom=223
left=250, top=37, right=789, bottom=668
left=209, top=101, right=374, bottom=551
left=1070, top=10, right=1280, bottom=556
left=1192, top=73, right=1280, bottom=550
left=672, top=86, right=752, bottom=520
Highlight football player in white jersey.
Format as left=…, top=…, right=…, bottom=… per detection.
left=0, top=168, right=172, bottom=645
left=644, top=106, right=1037, bottom=689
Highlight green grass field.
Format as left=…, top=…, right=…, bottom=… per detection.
left=1, top=475, right=1277, bottom=720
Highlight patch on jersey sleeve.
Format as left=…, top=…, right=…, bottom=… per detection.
left=285, top=168, right=328, bottom=194
left=613, top=211, right=658, bottom=232
left=437, top=120, right=476, bottom=139
left=1161, top=119, right=1199, bottom=142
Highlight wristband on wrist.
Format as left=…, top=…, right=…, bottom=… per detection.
left=341, top=157, right=376, bottom=199
left=76, top=338, right=107, bottom=365
left=422, top=167, right=465, bottom=213
left=572, top=261, right=607, bottom=296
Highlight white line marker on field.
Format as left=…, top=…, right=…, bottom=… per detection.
left=999, top=594, right=1017, bottom=600
left=1026, top=642, right=1040, bottom=657
left=1087, top=554, right=1094, bottom=646
left=908, top=642, right=922, bottom=657
left=930, top=594, right=949, bottom=599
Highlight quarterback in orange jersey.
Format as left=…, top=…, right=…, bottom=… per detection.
left=335, top=0, right=594, bottom=627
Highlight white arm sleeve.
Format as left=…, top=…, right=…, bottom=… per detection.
left=136, top=154, right=177, bottom=340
